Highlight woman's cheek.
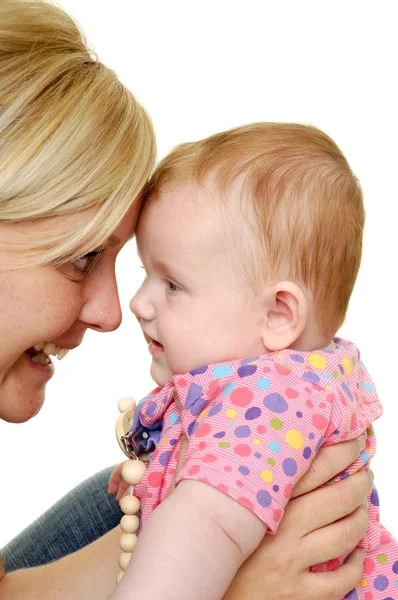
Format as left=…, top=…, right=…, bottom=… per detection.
left=40, top=280, right=84, bottom=335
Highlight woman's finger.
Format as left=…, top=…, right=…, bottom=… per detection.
left=299, top=504, right=368, bottom=567
left=280, top=470, right=370, bottom=537
left=303, top=547, right=366, bottom=600
left=291, top=437, right=366, bottom=498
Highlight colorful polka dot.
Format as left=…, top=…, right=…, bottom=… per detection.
left=148, top=472, right=163, bottom=487
left=231, top=387, right=253, bottom=407
left=159, top=451, right=171, bottom=466
left=377, top=554, right=388, bottom=564
left=194, top=423, right=211, bottom=437
left=261, top=469, right=273, bottom=483
left=234, top=444, right=251, bottom=457
left=268, top=457, right=276, bottom=466
left=212, top=365, right=233, bottom=378
left=256, top=490, right=272, bottom=507
left=256, top=377, right=270, bottom=390
left=302, top=371, right=320, bottom=384
left=146, top=401, right=157, bottom=417
left=291, top=354, right=305, bottom=363
left=188, top=421, right=199, bottom=436
left=312, top=413, right=328, bottom=430
left=269, top=440, right=281, bottom=453
left=223, top=382, right=238, bottom=396
left=374, top=575, right=388, bottom=591
left=238, top=364, right=257, bottom=378
left=270, top=417, right=283, bottom=430
left=282, top=458, right=298, bottom=477
left=226, top=408, right=237, bottom=419
left=264, top=393, right=288, bottom=413
left=370, top=488, right=379, bottom=507
left=239, top=466, right=250, bottom=476
left=169, top=412, right=180, bottom=425
left=341, top=381, right=353, bottom=401
left=235, top=425, right=251, bottom=438
left=285, top=429, right=304, bottom=450
left=208, top=402, right=223, bottom=417
left=189, top=365, right=208, bottom=375
left=245, top=406, right=261, bottom=420
left=308, top=353, right=327, bottom=370
left=341, top=356, right=352, bottom=375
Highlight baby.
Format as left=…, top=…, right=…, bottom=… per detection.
left=116, top=123, right=398, bottom=600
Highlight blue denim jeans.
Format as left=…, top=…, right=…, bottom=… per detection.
left=1, top=466, right=122, bottom=572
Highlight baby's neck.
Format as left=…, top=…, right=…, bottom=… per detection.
left=289, top=328, right=334, bottom=353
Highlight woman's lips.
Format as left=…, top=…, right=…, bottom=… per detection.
left=23, top=351, right=54, bottom=377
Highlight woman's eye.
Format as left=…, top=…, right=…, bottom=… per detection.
left=72, top=250, right=104, bottom=274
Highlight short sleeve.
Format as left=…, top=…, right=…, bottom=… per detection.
left=176, top=366, right=333, bottom=532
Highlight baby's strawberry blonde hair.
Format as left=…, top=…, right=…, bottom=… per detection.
left=143, top=123, right=364, bottom=337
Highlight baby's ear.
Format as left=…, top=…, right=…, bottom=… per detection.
left=262, top=282, right=308, bottom=352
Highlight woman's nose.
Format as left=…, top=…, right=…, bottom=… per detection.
left=79, top=270, right=123, bottom=332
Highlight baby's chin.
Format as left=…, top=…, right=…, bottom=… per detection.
left=150, top=361, right=174, bottom=388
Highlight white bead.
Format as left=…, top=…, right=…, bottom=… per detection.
left=118, top=552, right=132, bottom=571
left=120, top=533, right=138, bottom=553
left=118, top=396, right=136, bottom=413
left=122, top=460, right=146, bottom=485
left=120, top=514, right=139, bottom=534
left=116, top=571, right=124, bottom=585
left=120, top=494, right=140, bottom=515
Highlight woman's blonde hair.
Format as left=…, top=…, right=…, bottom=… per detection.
left=144, top=123, right=364, bottom=338
left=0, top=0, right=156, bottom=267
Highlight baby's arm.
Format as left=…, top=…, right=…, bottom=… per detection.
left=113, top=479, right=266, bottom=600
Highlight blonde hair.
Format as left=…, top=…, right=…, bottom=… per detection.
left=0, top=0, right=156, bottom=267
left=144, top=123, right=364, bottom=337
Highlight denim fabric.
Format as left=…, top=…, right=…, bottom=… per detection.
left=1, top=465, right=122, bottom=572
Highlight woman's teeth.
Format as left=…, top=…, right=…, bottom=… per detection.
left=32, top=343, right=69, bottom=362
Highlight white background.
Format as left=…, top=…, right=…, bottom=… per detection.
left=0, top=0, right=397, bottom=547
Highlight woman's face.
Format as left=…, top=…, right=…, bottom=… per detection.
left=0, top=203, right=140, bottom=423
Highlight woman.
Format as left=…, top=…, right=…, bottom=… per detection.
left=0, top=1, right=369, bottom=598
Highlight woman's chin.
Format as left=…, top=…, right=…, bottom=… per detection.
left=0, top=391, right=45, bottom=423
left=0, top=375, right=46, bottom=423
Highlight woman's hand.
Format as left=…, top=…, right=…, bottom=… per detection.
left=223, top=438, right=370, bottom=600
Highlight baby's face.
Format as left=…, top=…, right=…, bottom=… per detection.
left=130, top=183, right=267, bottom=387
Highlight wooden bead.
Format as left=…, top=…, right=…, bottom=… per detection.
left=116, top=571, right=124, bottom=585
left=118, top=552, right=132, bottom=571
left=120, top=533, right=138, bottom=553
left=121, top=460, right=146, bottom=485
left=120, top=514, right=139, bottom=534
left=120, top=494, right=140, bottom=515
left=118, top=396, right=136, bottom=413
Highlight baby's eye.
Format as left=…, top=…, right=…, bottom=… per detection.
left=73, top=250, right=104, bottom=274
left=167, top=280, right=180, bottom=293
